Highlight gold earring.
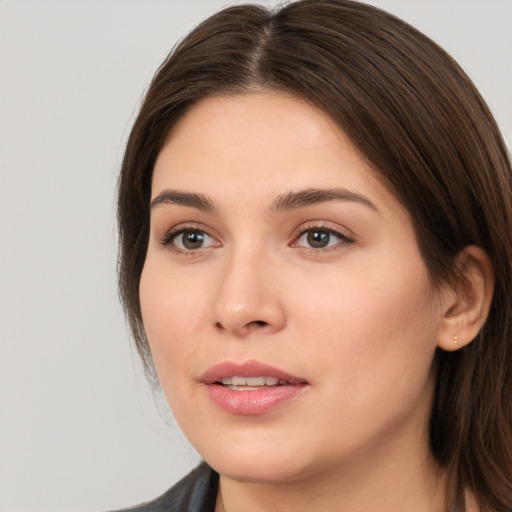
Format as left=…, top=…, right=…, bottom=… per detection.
left=454, top=335, right=459, bottom=344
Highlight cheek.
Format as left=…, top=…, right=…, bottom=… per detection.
left=292, top=257, right=439, bottom=392
left=139, top=262, right=208, bottom=385
left=285, top=264, right=439, bottom=456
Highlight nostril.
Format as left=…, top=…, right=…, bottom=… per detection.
left=215, top=319, right=268, bottom=334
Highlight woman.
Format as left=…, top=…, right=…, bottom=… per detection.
left=116, top=0, right=512, bottom=510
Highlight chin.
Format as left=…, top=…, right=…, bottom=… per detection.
left=208, top=454, right=311, bottom=484
left=197, top=433, right=322, bottom=484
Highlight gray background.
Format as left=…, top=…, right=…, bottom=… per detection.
left=1, top=1, right=511, bottom=511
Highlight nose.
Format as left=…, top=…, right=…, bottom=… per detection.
left=212, top=247, right=286, bottom=337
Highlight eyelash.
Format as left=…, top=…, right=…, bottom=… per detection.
left=291, top=223, right=355, bottom=252
left=159, top=223, right=355, bottom=254
left=160, top=224, right=219, bottom=255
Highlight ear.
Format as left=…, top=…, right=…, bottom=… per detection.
left=437, top=246, right=495, bottom=352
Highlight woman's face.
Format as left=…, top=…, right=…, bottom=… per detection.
left=140, top=93, right=447, bottom=483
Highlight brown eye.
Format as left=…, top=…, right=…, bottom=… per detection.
left=294, top=228, right=353, bottom=250
left=171, top=229, right=216, bottom=250
left=306, top=230, right=331, bottom=248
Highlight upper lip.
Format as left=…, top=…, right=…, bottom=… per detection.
left=200, top=359, right=307, bottom=385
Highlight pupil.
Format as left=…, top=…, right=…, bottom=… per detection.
left=183, top=231, right=204, bottom=249
left=307, top=230, right=330, bottom=248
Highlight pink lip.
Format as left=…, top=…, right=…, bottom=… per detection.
left=200, top=360, right=308, bottom=416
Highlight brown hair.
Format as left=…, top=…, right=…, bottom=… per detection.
left=117, top=1, right=512, bottom=509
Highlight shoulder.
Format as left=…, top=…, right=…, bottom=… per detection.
left=110, top=462, right=218, bottom=512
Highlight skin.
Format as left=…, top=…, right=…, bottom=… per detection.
left=139, top=92, right=491, bottom=511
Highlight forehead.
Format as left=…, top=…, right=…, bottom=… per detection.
left=165, top=92, right=343, bottom=150
left=151, top=93, right=403, bottom=221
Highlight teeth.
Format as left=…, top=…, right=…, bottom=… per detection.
left=219, top=376, right=285, bottom=386
left=246, top=376, right=265, bottom=386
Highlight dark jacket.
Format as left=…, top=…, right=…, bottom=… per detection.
left=117, top=463, right=218, bottom=512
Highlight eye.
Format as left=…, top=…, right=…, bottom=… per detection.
left=164, top=228, right=218, bottom=251
left=293, top=227, right=353, bottom=250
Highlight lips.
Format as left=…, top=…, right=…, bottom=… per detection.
left=200, top=360, right=308, bottom=415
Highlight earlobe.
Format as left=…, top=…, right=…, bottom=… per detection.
left=437, top=246, right=495, bottom=352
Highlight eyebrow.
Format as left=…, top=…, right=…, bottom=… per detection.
left=150, top=187, right=378, bottom=214
left=270, top=188, right=378, bottom=213
left=151, top=190, right=217, bottom=212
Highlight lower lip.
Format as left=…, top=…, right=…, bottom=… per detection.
left=204, top=383, right=307, bottom=415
